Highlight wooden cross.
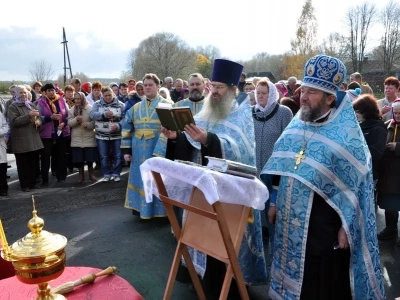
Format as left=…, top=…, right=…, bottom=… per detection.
left=294, top=148, right=306, bottom=170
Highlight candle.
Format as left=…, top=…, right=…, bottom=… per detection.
left=0, top=218, right=9, bottom=253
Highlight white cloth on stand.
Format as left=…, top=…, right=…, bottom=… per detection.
left=140, top=157, right=269, bottom=210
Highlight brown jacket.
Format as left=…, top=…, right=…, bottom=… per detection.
left=7, top=102, right=43, bottom=154
left=377, top=120, right=400, bottom=194
left=67, top=105, right=96, bottom=148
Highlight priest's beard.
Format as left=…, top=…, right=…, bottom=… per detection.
left=299, top=96, right=328, bottom=122
left=201, top=90, right=235, bottom=122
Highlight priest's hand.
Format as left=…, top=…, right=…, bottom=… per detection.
left=184, top=124, right=207, bottom=145
left=124, top=154, right=132, bottom=162
left=268, top=206, right=276, bottom=225
left=337, top=227, right=349, bottom=249
left=161, top=126, right=177, bottom=140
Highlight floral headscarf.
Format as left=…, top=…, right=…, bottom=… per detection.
left=73, top=92, right=87, bottom=117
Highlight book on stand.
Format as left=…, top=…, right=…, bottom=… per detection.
left=155, top=105, right=195, bottom=132
left=204, top=156, right=257, bottom=179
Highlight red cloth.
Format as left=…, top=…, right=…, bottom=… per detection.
left=0, top=256, right=14, bottom=280
left=0, top=242, right=15, bottom=280
left=0, top=266, right=144, bottom=300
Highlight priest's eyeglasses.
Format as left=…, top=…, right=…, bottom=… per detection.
left=211, top=84, right=227, bottom=90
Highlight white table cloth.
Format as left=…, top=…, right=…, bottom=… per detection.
left=140, top=157, right=269, bottom=210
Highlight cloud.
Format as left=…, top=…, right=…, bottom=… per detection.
left=74, top=34, right=93, bottom=51
left=0, top=0, right=387, bottom=81
left=0, top=27, right=129, bottom=81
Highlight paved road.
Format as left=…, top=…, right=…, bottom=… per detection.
left=0, top=162, right=399, bottom=299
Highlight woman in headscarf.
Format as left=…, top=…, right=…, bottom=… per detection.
left=177, top=88, right=189, bottom=101
left=253, top=79, right=293, bottom=281
left=7, top=85, right=43, bottom=192
left=253, top=80, right=293, bottom=177
left=109, top=83, right=119, bottom=96
left=81, top=82, right=92, bottom=96
left=159, top=87, right=171, bottom=100
left=377, top=99, right=400, bottom=244
left=68, top=92, right=97, bottom=183
left=274, top=81, right=288, bottom=101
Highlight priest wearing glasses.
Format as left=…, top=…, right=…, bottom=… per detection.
left=260, top=55, right=385, bottom=300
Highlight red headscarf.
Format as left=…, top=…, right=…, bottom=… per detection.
left=81, top=82, right=91, bottom=94
left=275, top=82, right=288, bottom=97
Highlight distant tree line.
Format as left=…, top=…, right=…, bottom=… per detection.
left=124, top=0, right=400, bottom=83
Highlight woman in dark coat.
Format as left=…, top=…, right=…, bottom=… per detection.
left=8, top=85, right=43, bottom=192
left=352, top=94, right=387, bottom=180
left=376, top=99, right=400, bottom=242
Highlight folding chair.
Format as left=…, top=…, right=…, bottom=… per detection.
left=151, top=171, right=250, bottom=300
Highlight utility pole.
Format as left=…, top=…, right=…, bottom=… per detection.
left=61, top=27, right=73, bottom=87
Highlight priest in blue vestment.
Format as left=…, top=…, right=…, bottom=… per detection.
left=163, top=59, right=267, bottom=299
left=122, top=73, right=174, bottom=219
left=261, top=55, right=385, bottom=300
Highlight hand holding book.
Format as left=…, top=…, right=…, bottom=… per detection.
left=161, top=126, right=177, bottom=140
left=184, top=124, right=207, bottom=145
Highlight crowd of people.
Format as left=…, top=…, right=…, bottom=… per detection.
left=1, top=54, right=399, bottom=299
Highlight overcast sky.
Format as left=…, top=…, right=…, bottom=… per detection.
left=0, top=0, right=388, bottom=81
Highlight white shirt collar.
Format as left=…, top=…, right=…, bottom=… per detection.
left=313, top=109, right=332, bottom=122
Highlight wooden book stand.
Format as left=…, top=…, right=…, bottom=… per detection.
left=151, top=171, right=250, bottom=300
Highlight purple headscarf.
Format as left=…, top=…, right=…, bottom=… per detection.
left=180, top=88, right=189, bottom=99
left=14, top=85, right=32, bottom=109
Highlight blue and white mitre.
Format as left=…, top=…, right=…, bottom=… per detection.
left=302, top=55, right=346, bottom=95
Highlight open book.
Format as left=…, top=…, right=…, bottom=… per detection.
left=205, top=156, right=257, bottom=179
left=155, top=105, right=195, bottom=132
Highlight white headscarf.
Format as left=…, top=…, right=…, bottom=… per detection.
left=255, top=80, right=279, bottom=114
left=159, top=87, right=171, bottom=100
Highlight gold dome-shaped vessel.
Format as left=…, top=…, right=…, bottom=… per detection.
left=1, top=196, right=68, bottom=300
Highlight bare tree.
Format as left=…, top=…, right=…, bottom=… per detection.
left=195, top=45, right=221, bottom=78
left=196, top=45, right=221, bottom=62
left=73, top=72, right=90, bottom=83
left=240, top=53, right=284, bottom=80
left=29, top=60, right=55, bottom=82
left=119, top=70, right=131, bottom=83
left=319, top=32, right=350, bottom=62
left=290, top=0, right=318, bottom=59
left=127, top=32, right=197, bottom=80
left=379, top=0, right=400, bottom=77
left=345, top=2, right=377, bottom=73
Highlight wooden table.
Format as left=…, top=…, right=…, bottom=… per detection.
left=0, top=266, right=144, bottom=300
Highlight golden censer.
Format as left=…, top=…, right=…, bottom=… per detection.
left=0, top=196, right=68, bottom=300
